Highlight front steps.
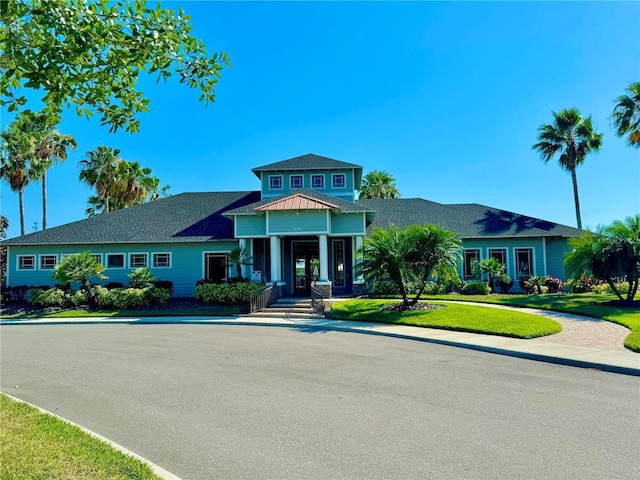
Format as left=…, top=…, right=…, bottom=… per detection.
left=248, top=298, right=324, bottom=319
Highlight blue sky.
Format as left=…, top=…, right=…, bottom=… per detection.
left=2, top=1, right=639, bottom=240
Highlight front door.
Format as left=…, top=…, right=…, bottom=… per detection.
left=292, top=241, right=319, bottom=295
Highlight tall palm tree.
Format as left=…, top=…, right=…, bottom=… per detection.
left=533, top=108, right=603, bottom=229
left=78, top=146, right=122, bottom=214
left=358, top=170, right=400, bottom=199
left=0, top=119, right=37, bottom=235
left=612, top=82, right=640, bottom=149
left=115, top=160, right=158, bottom=207
left=29, top=114, right=77, bottom=229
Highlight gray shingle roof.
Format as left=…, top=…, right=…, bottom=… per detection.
left=2, top=191, right=261, bottom=246
left=251, top=153, right=362, bottom=176
left=357, top=199, right=583, bottom=239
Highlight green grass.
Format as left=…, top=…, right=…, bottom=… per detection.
left=331, top=299, right=561, bottom=338
left=0, top=394, right=162, bottom=480
left=396, top=293, right=640, bottom=352
left=1, top=305, right=242, bottom=319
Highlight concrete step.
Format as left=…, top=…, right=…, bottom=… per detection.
left=260, top=307, right=317, bottom=314
left=248, top=311, right=324, bottom=319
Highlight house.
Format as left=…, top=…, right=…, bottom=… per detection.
left=1, top=154, right=582, bottom=297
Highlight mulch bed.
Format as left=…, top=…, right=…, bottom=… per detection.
left=381, top=302, right=445, bottom=312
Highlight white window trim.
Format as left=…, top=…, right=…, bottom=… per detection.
left=487, top=247, right=509, bottom=277
left=106, top=253, right=126, bottom=269
left=332, top=173, right=346, bottom=189
left=129, top=252, right=149, bottom=269
left=152, top=252, right=172, bottom=268
left=17, top=254, right=36, bottom=271
left=202, top=252, right=229, bottom=282
left=269, top=175, right=283, bottom=190
left=462, top=248, right=481, bottom=279
left=311, top=174, right=325, bottom=189
left=38, top=254, right=58, bottom=270
left=290, top=175, right=304, bottom=189
left=514, top=247, right=535, bottom=279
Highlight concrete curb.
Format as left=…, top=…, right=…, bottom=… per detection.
left=3, top=393, right=183, bottom=480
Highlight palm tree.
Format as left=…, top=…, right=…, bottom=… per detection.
left=0, top=119, right=37, bottom=236
left=79, top=146, right=122, bottom=214
left=29, top=113, right=77, bottom=229
left=533, top=108, right=603, bottom=229
left=114, top=160, right=159, bottom=207
left=358, top=170, right=400, bottom=199
left=612, top=82, right=640, bottom=149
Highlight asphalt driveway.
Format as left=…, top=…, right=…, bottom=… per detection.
left=2, top=324, right=639, bottom=479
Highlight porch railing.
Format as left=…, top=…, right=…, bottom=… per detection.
left=310, top=284, right=325, bottom=315
left=249, top=282, right=278, bottom=313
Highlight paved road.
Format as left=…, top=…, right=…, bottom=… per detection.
left=2, top=324, right=639, bottom=479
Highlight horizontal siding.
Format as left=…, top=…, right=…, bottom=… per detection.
left=331, top=213, right=365, bottom=235
left=268, top=210, right=328, bottom=234
left=261, top=169, right=355, bottom=201
left=235, top=215, right=266, bottom=236
left=545, top=238, right=570, bottom=280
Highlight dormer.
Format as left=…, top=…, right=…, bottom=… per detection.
left=251, top=153, right=363, bottom=202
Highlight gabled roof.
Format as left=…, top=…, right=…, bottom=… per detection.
left=357, top=199, right=583, bottom=239
left=2, top=191, right=261, bottom=246
left=251, top=153, right=362, bottom=176
left=254, top=193, right=339, bottom=211
left=225, top=188, right=375, bottom=216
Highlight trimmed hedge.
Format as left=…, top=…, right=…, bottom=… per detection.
left=195, top=282, right=261, bottom=305
left=459, top=281, right=490, bottom=295
left=30, top=286, right=170, bottom=310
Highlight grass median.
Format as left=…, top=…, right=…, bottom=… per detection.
left=331, top=299, right=561, bottom=338
left=0, top=394, right=162, bottom=480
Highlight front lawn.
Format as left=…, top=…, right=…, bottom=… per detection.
left=0, top=394, right=162, bottom=480
left=331, top=299, right=561, bottom=338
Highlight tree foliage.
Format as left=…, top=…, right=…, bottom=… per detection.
left=228, top=246, right=252, bottom=281
left=1, top=0, right=231, bottom=133
left=612, top=81, right=640, bottom=149
left=533, top=108, right=603, bottom=229
left=472, top=257, right=504, bottom=292
left=52, top=251, right=107, bottom=304
left=564, top=215, right=640, bottom=302
left=357, top=224, right=461, bottom=307
left=358, top=170, right=400, bottom=199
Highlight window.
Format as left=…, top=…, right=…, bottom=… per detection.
left=332, top=174, right=346, bottom=188
left=204, top=253, right=227, bottom=283
left=463, top=249, right=480, bottom=279
left=18, top=255, right=35, bottom=270
left=488, top=248, right=506, bottom=271
left=515, top=248, right=533, bottom=279
left=311, top=174, right=324, bottom=189
left=153, top=253, right=171, bottom=268
left=107, top=254, right=125, bottom=268
left=269, top=175, right=283, bottom=190
left=129, top=253, right=148, bottom=268
left=91, top=254, right=103, bottom=265
left=290, top=175, right=303, bottom=189
left=40, top=255, right=57, bottom=270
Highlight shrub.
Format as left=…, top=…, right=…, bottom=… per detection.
left=565, top=276, right=595, bottom=293
left=10, top=285, right=29, bottom=301
left=195, top=282, right=261, bottom=305
left=128, top=267, right=156, bottom=289
left=143, top=286, right=171, bottom=305
left=153, top=280, right=173, bottom=295
left=459, top=281, right=490, bottom=295
left=592, top=282, right=630, bottom=295
left=96, top=286, right=171, bottom=309
left=195, top=278, right=217, bottom=287
left=524, top=276, right=546, bottom=294
left=104, top=282, right=125, bottom=290
left=496, top=275, right=514, bottom=293
left=371, top=280, right=400, bottom=296
left=544, top=276, right=564, bottom=294
left=30, top=288, right=66, bottom=307
left=68, top=289, right=88, bottom=306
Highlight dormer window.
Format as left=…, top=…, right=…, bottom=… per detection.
left=311, top=174, right=325, bottom=189
left=269, top=175, right=283, bottom=190
left=332, top=173, right=346, bottom=188
left=290, top=175, right=303, bottom=189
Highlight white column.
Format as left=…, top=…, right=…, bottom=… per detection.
left=239, top=238, right=249, bottom=279
left=270, top=235, right=281, bottom=283
left=354, top=235, right=364, bottom=283
left=318, top=234, right=329, bottom=282
left=244, top=238, right=253, bottom=279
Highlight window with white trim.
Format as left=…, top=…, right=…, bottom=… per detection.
left=91, top=254, right=103, bottom=265
left=107, top=254, right=125, bottom=268
left=311, top=174, right=324, bottom=189
left=463, top=249, right=480, bottom=279
left=269, top=175, right=283, bottom=190
left=129, top=253, right=148, bottom=268
left=40, top=255, right=57, bottom=270
left=153, top=253, right=171, bottom=268
left=332, top=173, right=346, bottom=188
left=290, top=175, right=303, bottom=189
left=515, top=248, right=533, bottom=279
left=18, top=255, right=35, bottom=270
left=488, top=248, right=507, bottom=271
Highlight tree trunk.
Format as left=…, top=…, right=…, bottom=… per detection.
left=570, top=168, right=582, bottom=230
left=607, top=278, right=624, bottom=301
left=42, top=172, right=48, bottom=230
left=19, top=188, right=25, bottom=236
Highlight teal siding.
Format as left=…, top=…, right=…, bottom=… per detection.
left=331, top=213, right=365, bottom=235
left=235, top=215, right=266, bottom=237
left=261, top=169, right=355, bottom=201
left=268, top=210, right=328, bottom=234
left=7, top=242, right=240, bottom=298
left=545, top=238, right=570, bottom=279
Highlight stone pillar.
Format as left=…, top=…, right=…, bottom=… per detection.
left=270, top=235, right=281, bottom=283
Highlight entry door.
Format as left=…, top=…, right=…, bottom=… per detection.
left=293, top=241, right=319, bottom=295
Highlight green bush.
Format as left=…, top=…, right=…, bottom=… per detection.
left=592, top=282, right=630, bottom=295
left=459, top=281, right=490, bottom=295
left=128, top=267, right=156, bottom=289
left=565, top=276, right=595, bottom=293
left=195, top=282, right=261, bottom=305
left=496, top=275, right=514, bottom=293
left=30, top=288, right=66, bottom=307
left=544, top=275, right=564, bottom=293
left=98, top=286, right=170, bottom=309
left=370, top=280, right=400, bottom=295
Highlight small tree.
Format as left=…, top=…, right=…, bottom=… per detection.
left=52, top=252, right=107, bottom=305
left=472, top=257, right=504, bottom=292
left=227, top=246, right=252, bottom=281
left=128, top=267, right=156, bottom=289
